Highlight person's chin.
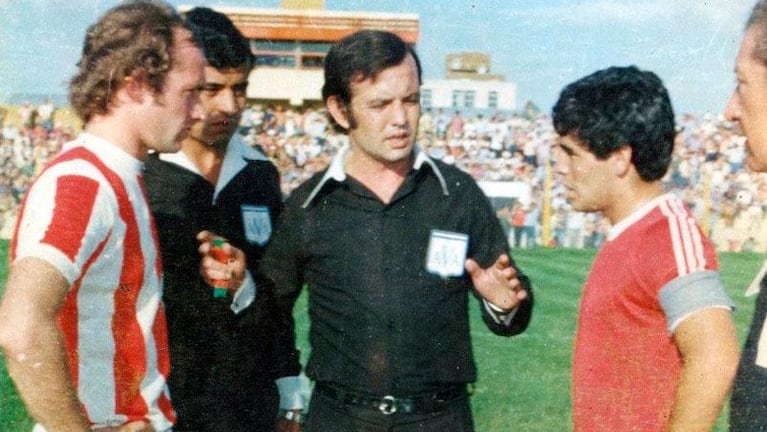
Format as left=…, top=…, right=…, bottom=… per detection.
left=157, top=141, right=182, bottom=154
left=387, top=147, right=413, bottom=162
left=200, top=128, right=233, bottom=145
left=207, top=122, right=236, bottom=136
left=746, top=153, right=767, bottom=173
left=564, top=188, right=577, bottom=202
left=162, top=131, right=186, bottom=152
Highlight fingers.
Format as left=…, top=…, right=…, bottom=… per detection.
left=495, top=281, right=528, bottom=308
left=103, top=421, right=154, bottom=432
left=464, top=258, right=481, bottom=276
left=196, top=230, right=212, bottom=242
left=196, top=231, right=232, bottom=256
left=201, top=255, right=232, bottom=278
left=466, top=253, right=526, bottom=310
left=513, top=288, right=528, bottom=302
left=493, top=253, right=511, bottom=269
left=197, top=235, right=247, bottom=291
left=276, top=418, right=302, bottom=432
left=196, top=230, right=220, bottom=246
left=466, top=255, right=518, bottom=281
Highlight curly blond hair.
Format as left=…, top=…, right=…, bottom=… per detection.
left=68, top=0, right=187, bottom=123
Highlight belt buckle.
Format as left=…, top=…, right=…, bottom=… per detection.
left=379, top=395, right=397, bottom=415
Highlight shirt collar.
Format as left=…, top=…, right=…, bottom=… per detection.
left=159, top=148, right=197, bottom=173
left=607, top=192, right=674, bottom=241
left=160, top=134, right=269, bottom=201
left=73, top=132, right=144, bottom=176
left=301, top=144, right=449, bottom=208
left=216, top=134, right=267, bottom=199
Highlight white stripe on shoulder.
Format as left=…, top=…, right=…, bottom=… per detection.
left=679, top=199, right=706, bottom=272
left=669, top=196, right=707, bottom=272
left=659, top=197, right=706, bottom=276
left=659, top=199, right=688, bottom=275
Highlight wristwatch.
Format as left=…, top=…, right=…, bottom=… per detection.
left=279, top=409, right=305, bottom=424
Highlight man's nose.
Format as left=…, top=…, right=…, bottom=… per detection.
left=724, top=92, right=740, bottom=123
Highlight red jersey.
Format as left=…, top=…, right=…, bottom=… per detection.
left=572, top=194, right=724, bottom=432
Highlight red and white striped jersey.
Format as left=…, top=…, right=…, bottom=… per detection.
left=12, top=133, right=175, bottom=430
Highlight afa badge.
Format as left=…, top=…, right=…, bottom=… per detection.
left=241, top=205, right=272, bottom=246
left=425, top=229, right=469, bottom=278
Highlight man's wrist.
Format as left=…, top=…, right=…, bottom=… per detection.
left=487, top=299, right=515, bottom=314
left=278, top=409, right=305, bottom=423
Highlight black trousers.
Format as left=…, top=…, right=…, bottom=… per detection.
left=305, top=386, right=474, bottom=432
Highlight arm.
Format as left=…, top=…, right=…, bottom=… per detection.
left=460, top=176, right=533, bottom=335
left=269, top=284, right=304, bottom=432
left=251, top=269, right=305, bottom=423
left=258, top=195, right=307, bottom=422
left=275, top=375, right=308, bottom=432
left=0, top=257, right=90, bottom=431
left=200, top=222, right=305, bottom=430
left=465, top=253, right=534, bottom=336
left=263, top=279, right=304, bottom=432
left=668, top=307, right=740, bottom=431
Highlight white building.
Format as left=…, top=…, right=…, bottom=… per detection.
left=420, top=78, right=517, bottom=113
left=420, top=51, right=517, bottom=114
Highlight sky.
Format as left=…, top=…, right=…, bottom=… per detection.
left=0, top=0, right=756, bottom=115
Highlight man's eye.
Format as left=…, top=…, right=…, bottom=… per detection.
left=233, top=85, right=248, bottom=96
left=405, top=96, right=420, bottom=104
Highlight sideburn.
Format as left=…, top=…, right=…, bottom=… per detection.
left=344, top=103, right=358, bottom=130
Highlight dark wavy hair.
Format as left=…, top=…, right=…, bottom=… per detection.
left=552, top=65, right=676, bottom=181
left=322, top=30, right=422, bottom=132
left=183, top=7, right=253, bottom=70
left=68, top=0, right=187, bottom=123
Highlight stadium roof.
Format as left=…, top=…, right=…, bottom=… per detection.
left=177, top=5, right=419, bottom=43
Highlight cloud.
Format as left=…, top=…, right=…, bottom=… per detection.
left=502, top=0, right=750, bottom=31
left=687, top=0, right=751, bottom=29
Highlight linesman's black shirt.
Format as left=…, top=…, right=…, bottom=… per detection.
left=144, top=138, right=300, bottom=430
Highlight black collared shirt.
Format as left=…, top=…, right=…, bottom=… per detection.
left=261, top=149, right=532, bottom=395
left=731, top=276, right=767, bottom=431
left=144, top=143, right=300, bottom=430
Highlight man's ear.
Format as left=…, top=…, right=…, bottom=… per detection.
left=326, top=95, right=351, bottom=130
left=611, top=145, right=633, bottom=176
left=122, top=71, right=148, bottom=103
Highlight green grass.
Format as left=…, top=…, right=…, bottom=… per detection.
left=0, top=240, right=35, bottom=431
left=1, top=243, right=762, bottom=431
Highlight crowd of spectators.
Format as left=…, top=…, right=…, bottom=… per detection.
left=0, top=102, right=71, bottom=239
left=2, top=100, right=766, bottom=253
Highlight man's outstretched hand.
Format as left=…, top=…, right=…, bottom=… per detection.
left=465, top=254, right=528, bottom=312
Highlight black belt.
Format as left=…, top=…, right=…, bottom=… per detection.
left=314, top=383, right=467, bottom=415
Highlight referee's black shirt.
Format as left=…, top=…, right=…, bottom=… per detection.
left=261, top=149, right=533, bottom=396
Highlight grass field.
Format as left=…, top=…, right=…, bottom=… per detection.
left=1, top=242, right=762, bottom=431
